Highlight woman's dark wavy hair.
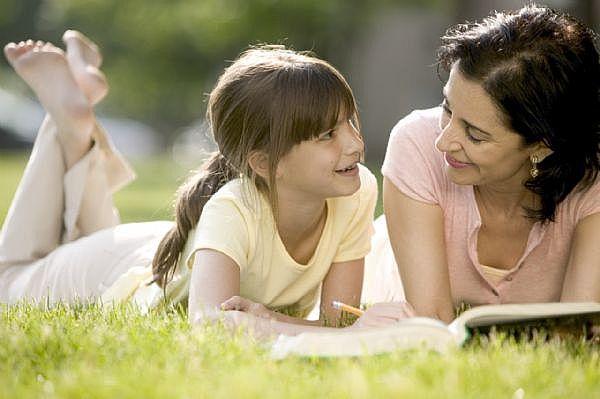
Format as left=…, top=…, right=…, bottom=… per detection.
left=152, top=46, right=358, bottom=288
left=437, top=4, right=600, bottom=222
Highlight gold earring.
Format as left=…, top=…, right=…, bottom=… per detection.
left=530, top=154, right=539, bottom=178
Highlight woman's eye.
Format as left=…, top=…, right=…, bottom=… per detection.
left=466, top=128, right=484, bottom=144
left=442, top=103, right=452, bottom=116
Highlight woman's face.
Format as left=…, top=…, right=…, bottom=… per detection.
left=435, top=63, right=538, bottom=190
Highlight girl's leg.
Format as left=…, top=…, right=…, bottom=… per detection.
left=0, top=221, right=172, bottom=305
left=0, top=38, right=134, bottom=266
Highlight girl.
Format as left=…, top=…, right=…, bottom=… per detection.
left=0, top=32, right=378, bottom=336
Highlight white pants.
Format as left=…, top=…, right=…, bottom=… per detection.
left=361, top=215, right=405, bottom=304
left=0, top=117, right=172, bottom=304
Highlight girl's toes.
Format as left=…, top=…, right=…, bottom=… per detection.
left=3, top=43, right=18, bottom=61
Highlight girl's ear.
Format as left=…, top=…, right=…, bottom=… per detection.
left=248, top=150, right=270, bottom=179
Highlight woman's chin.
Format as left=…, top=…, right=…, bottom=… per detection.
left=445, top=166, right=479, bottom=186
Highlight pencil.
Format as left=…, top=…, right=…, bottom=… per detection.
left=331, top=300, right=364, bottom=316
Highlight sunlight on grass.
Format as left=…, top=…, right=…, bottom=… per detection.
left=1, top=304, right=599, bottom=398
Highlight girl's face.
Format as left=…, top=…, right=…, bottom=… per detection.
left=435, top=63, right=538, bottom=190
left=275, top=115, right=364, bottom=201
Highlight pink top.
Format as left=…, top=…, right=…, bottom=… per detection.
left=382, top=107, right=600, bottom=306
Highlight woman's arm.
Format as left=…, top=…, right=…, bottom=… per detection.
left=383, top=177, right=455, bottom=323
left=560, top=212, right=600, bottom=302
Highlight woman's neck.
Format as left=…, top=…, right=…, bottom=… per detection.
left=474, top=183, right=538, bottom=219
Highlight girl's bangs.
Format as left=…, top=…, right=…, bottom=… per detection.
left=289, top=66, right=357, bottom=143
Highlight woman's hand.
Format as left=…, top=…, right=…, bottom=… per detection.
left=350, top=301, right=416, bottom=329
left=220, top=295, right=274, bottom=320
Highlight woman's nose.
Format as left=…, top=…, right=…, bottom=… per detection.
left=435, top=121, right=462, bottom=153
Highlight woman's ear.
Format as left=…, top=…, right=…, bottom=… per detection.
left=531, top=142, right=553, bottom=162
left=248, top=150, right=270, bottom=179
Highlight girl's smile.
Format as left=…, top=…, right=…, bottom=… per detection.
left=334, top=162, right=360, bottom=177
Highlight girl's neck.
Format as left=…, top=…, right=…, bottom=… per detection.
left=275, top=190, right=327, bottom=247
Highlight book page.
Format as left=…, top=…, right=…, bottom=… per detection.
left=451, top=302, right=600, bottom=330
left=271, top=317, right=457, bottom=359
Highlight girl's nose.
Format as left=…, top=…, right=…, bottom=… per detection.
left=344, top=123, right=364, bottom=155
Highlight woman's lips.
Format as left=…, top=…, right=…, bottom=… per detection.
left=444, top=153, right=471, bottom=169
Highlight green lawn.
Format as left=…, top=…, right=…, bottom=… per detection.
left=1, top=151, right=599, bottom=398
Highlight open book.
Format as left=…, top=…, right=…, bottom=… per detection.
left=271, top=302, right=600, bottom=358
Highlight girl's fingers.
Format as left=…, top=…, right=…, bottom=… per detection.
left=220, top=295, right=248, bottom=311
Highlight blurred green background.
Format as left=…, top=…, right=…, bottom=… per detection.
left=1, top=0, right=598, bottom=222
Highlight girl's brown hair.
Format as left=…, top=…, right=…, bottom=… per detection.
left=152, top=46, right=358, bottom=288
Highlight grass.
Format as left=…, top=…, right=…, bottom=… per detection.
left=1, top=304, right=600, bottom=398
left=1, top=151, right=599, bottom=398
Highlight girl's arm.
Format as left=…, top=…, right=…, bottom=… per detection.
left=560, top=212, right=600, bottom=302
left=188, top=249, right=356, bottom=335
left=383, top=177, right=455, bottom=323
left=225, top=258, right=365, bottom=327
left=318, top=258, right=364, bottom=325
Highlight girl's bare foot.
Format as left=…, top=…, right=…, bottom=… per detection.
left=4, top=40, right=94, bottom=168
left=62, top=30, right=108, bottom=105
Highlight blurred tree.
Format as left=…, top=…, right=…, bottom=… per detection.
left=0, top=0, right=443, bottom=139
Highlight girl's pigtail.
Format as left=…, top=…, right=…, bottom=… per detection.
left=152, top=152, right=237, bottom=288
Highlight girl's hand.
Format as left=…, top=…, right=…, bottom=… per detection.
left=220, top=296, right=273, bottom=320
left=350, top=301, right=416, bottom=329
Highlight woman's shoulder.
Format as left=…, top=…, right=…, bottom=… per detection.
left=558, top=173, right=600, bottom=223
left=389, top=107, right=442, bottom=144
left=385, top=107, right=444, bottom=173
left=382, top=107, right=448, bottom=205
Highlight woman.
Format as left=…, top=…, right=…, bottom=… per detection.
left=366, top=4, right=600, bottom=324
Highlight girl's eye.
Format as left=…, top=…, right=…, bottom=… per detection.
left=318, top=130, right=334, bottom=141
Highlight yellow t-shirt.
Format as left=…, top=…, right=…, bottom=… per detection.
left=102, top=164, right=377, bottom=315
left=184, top=164, right=377, bottom=316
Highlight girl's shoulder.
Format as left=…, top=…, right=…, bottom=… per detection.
left=204, top=177, right=267, bottom=218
